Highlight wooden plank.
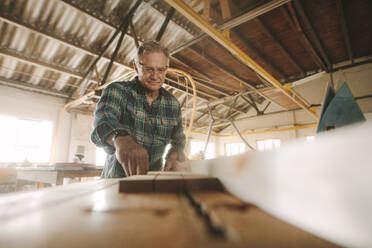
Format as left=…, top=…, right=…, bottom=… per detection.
left=0, top=180, right=229, bottom=248
left=119, top=175, right=156, bottom=193
left=189, top=121, right=372, bottom=247
left=119, top=173, right=223, bottom=193
left=154, top=174, right=185, bottom=192
left=192, top=191, right=340, bottom=247
left=258, top=87, right=299, bottom=110
left=0, top=175, right=348, bottom=247
left=183, top=174, right=224, bottom=192
left=0, top=180, right=118, bottom=222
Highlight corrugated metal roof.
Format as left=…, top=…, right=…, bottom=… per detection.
left=0, top=0, right=371, bottom=133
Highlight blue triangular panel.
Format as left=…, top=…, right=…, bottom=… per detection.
left=317, top=84, right=335, bottom=132
left=317, top=82, right=365, bottom=132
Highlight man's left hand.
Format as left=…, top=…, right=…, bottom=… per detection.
left=164, top=159, right=190, bottom=172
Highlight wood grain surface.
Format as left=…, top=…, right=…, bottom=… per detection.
left=0, top=174, right=339, bottom=248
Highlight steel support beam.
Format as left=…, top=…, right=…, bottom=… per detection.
left=156, top=7, right=175, bottom=41
left=170, top=0, right=291, bottom=55
left=292, top=0, right=331, bottom=69
left=283, top=5, right=326, bottom=71
left=336, top=0, right=354, bottom=64
left=84, top=0, right=142, bottom=86
left=129, top=19, right=140, bottom=48
left=164, top=0, right=318, bottom=120
left=241, top=95, right=261, bottom=115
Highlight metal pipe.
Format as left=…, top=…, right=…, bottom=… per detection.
left=229, top=120, right=255, bottom=150
left=203, top=105, right=215, bottom=159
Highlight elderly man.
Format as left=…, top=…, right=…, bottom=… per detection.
left=91, top=41, right=186, bottom=178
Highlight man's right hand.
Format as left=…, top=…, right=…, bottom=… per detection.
left=113, top=136, right=149, bottom=176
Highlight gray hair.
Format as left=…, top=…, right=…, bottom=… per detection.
left=135, top=40, right=169, bottom=65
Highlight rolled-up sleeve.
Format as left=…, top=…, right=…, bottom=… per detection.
left=91, top=82, right=130, bottom=154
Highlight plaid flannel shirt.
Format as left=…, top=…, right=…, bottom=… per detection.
left=91, top=77, right=186, bottom=178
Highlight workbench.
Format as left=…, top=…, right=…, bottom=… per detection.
left=0, top=173, right=339, bottom=248
left=16, top=165, right=102, bottom=186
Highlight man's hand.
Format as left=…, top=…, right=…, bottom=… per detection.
left=164, top=159, right=190, bottom=172
left=114, top=136, right=149, bottom=176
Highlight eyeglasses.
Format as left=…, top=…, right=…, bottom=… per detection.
left=138, top=62, right=168, bottom=74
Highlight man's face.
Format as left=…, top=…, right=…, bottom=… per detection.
left=134, top=52, right=168, bottom=93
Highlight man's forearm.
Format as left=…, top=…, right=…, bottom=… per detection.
left=106, top=134, right=114, bottom=146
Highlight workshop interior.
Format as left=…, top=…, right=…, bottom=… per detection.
left=0, top=0, right=371, bottom=247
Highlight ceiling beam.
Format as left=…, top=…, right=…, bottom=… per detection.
left=171, top=54, right=231, bottom=95
left=202, top=0, right=211, bottom=21
left=156, top=7, right=175, bottom=42
left=0, top=14, right=132, bottom=69
left=230, top=32, right=287, bottom=81
left=212, top=109, right=297, bottom=129
left=255, top=18, right=305, bottom=76
left=129, top=19, right=140, bottom=48
left=0, top=13, right=134, bottom=96
left=167, top=75, right=247, bottom=115
left=150, top=1, right=200, bottom=36
left=164, top=79, right=251, bottom=119
left=187, top=42, right=283, bottom=109
left=188, top=45, right=258, bottom=89
left=61, top=0, right=154, bottom=42
left=283, top=5, right=326, bottom=71
left=164, top=0, right=318, bottom=120
left=336, top=0, right=354, bottom=64
left=219, top=0, right=231, bottom=20
left=0, top=47, right=94, bottom=84
left=0, top=76, right=70, bottom=99
left=165, top=77, right=217, bottom=99
left=241, top=95, right=261, bottom=115
left=170, top=0, right=291, bottom=55
left=194, top=108, right=213, bottom=123
left=292, top=0, right=331, bottom=69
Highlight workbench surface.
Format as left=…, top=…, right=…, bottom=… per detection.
left=0, top=177, right=339, bottom=248
left=16, top=166, right=102, bottom=185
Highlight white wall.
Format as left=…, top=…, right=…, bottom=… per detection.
left=0, top=85, right=72, bottom=163
left=68, top=113, right=96, bottom=164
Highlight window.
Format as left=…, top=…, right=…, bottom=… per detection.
left=190, top=141, right=215, bottom=159
left=0, top=115, right=53, bottom=162
left=95, top=147, right=107, bottom=166
left=225, top=143, right=246, bottom=156
left=256, top=139, right=281, bottom=151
